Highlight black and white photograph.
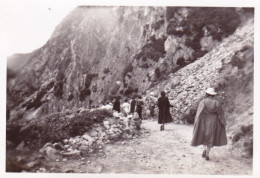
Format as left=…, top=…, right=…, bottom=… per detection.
left=1, top=0, right=259, bottom=177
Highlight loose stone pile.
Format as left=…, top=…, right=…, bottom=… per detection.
left=38, top=111, right=143, bottom=160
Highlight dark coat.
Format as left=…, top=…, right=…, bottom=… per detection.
left=130, top=99, right=136, bottom=113
left=113, top=99, right=120, bottom=112
left=136, top=99, right=144, bottom=119
left=191, top=98, right=227, bottom=147
left=157, top=96, right=173, bottom=124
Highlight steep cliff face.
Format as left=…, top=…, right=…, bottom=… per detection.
left=7, top=6, right=252, bottom=124
left=7, top=6, right=164, bottom=114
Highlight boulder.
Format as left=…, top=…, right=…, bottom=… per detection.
left=103, top=121, right=110, bottom=129
left=26, top=160, right=40, bottom=169
left=53, top=142, right=64, bottom=150
left=63, top=150, right=81, bottom=156
left=79, top=145, right=89, bottom=151
left=45, top=146, right=60, bottom=159
left=82, top=134, right=94, bottom=144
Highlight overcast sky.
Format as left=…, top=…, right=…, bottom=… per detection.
left=0, top=0, right=82, bottom=58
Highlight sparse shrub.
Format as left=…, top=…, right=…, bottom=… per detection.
left=6, top=122, right=22, bottom=146
left=79, top=88, right=91, bottom=101
left=166, top=7, right=181, bottom=21
left=151, top=19, right=165, bottom=30
left=135, top=36, right=166, bottom=62
left=126, top=73, right=132, bottom=78
left=26, top=81, right=55, bottom=110
left=216, top=77, right=227, bottom=90
left=141, top=63, right=149, bottom=68
left=167, top=21, right=185, bottom=37
left=124, top=87, right=134, bottom=96
left=232, top=132, right=242, bottom=143
left=18, top=109, right=113, bottom=145
left=142, top=57, right=147, bottom=62
left=122, top=64, right=133, bottom=78
left=176, top=57, right=186, bottom=67
left=155, top=67, right=161, bottom=78
left=230, top=54, right=246, bottom=69
left=167, top=7, right=241, bottom=54
left=68, top=93, right=74, bottom=101
left=119, top=89, right=124, bottom=95
left=103, top=67, right=110, bottom=74
left=183, top=108, right=197, bottom=124
left=241, top=124, right=253, bottom=134
left=192, top=50, right=208, bottom=61
left=85, top=73, right=98, bottom=89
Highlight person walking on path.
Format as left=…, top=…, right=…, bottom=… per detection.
left=191, top=87, right=227, bottom=161
left=130, top=96, right=136, bottom=114
left=157, top=91, right=173, bottom=131
left=135, top=95, right=144, bottom=122
left=113, top=96, right=121, bottom=113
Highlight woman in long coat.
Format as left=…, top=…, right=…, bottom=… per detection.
left=191, top=88, right=227, bottom=160
left=157, top=91, right=173, bottom=130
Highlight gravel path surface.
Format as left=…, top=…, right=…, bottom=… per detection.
left=54, top=120, right=252, bottom=174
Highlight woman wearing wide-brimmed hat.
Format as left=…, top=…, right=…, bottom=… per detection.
left=191, top=88, right=227, bottom=160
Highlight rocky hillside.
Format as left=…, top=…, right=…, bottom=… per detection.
left=148, top=17, right=254, bottom=157
left=7, top=7, right=252, bottom=115
left=6, top=6, right=254, bottom=158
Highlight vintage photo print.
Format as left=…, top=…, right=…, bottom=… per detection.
left=1, top=0, right=259, bottom=177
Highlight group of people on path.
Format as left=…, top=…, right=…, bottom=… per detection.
left=112, top=87, right=227, bottom=161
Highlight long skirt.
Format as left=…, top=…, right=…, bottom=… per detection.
left=202, top=113, right=218, bottom=147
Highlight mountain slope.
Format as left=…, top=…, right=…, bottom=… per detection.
left=6, top=6, right=254, bottom=158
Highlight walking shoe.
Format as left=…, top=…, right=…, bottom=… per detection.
left=202, top=150, right=206, bottom=158
left=160, top=125, right=164, bottom=131
left=205, top=156, right=210, bottom=161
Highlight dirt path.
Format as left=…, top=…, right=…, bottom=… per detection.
left=44, top=120, right=252, bottom=174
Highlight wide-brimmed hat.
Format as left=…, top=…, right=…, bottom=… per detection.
left=205, top=88, right=217, bottom=95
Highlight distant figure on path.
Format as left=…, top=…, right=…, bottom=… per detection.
left=157, top=91, right=173, bottom=131
left=113, top=96, right=121, bottom=113
left=191, top=88, right=227, bottom=161
left=135, top=95, right=144, bottom=121
left=130, top=96, right=136, bottom=114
